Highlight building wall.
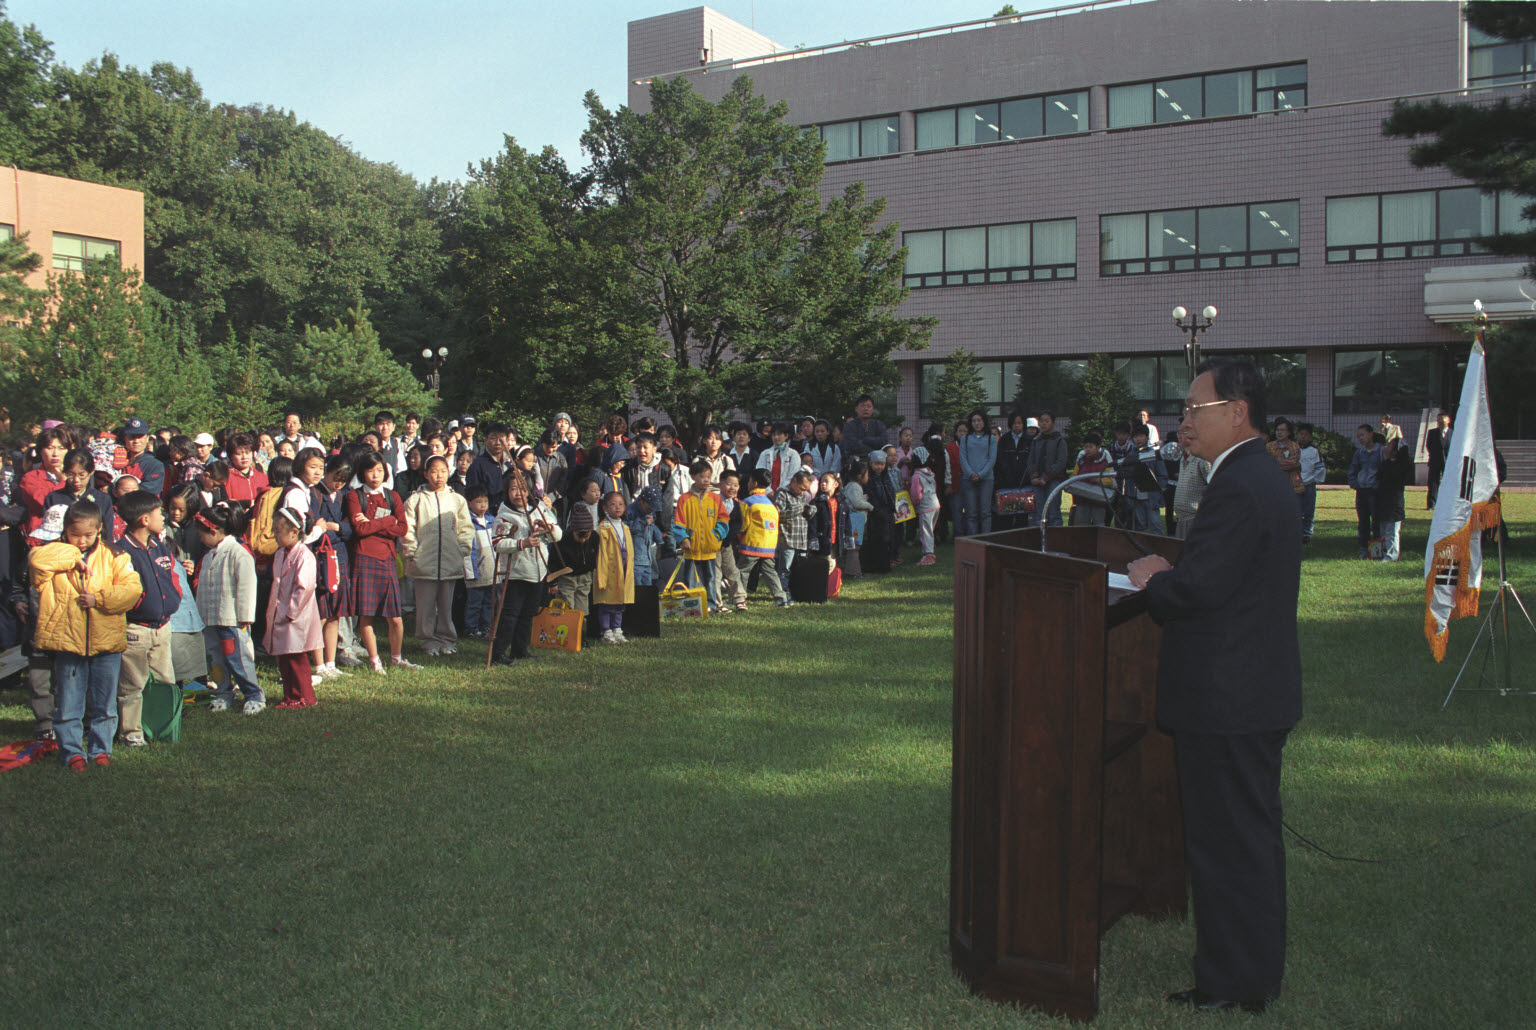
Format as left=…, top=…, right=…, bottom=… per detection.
left=0, top=167, right=145, bottom=291
left=626, top=0, right=1508, bottom=445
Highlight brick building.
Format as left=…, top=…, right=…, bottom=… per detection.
left=627, top=0, right=1534, bottom=446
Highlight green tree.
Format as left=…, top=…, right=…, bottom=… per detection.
left=277, top=305, right=435, bottom=427
left=35, top=53, right=450, bottom=362
left=0, top=2, right=51, bottom=166
left=446, top=138, right=650, bottom=431
left=579, top=75, right=931, bottom=446
left=929, top=349, right=989, bottom=430
left=1070, top=354, right=1137, bottom=453
left=13, top=258, right=216, bottom=428
left=205, top=327, right=279, bottom=431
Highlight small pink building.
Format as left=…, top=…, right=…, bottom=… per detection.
left=1, top=167, right=145, bottom=290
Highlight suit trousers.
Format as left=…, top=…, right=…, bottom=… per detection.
left=1176, top=729, right=1289, bottom=1002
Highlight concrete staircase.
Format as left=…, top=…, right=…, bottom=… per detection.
left=1499, top=440, right=1536, bottom=488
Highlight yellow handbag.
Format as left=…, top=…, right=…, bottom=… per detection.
left=659, top=562, right=708, bottom=619
left=531, top=598, right=584, bottom=652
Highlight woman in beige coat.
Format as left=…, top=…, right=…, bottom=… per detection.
left=401, top=456, right=473, bottom=657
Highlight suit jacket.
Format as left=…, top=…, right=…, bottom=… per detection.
left=1144, top=437, right=1302, bottom=734
left=1425, top=427, right=1449, bottom=474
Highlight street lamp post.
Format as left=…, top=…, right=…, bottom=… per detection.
left=421, top=345, right=449, bottom=398
left=1171, top=305, right=1218, bottom=375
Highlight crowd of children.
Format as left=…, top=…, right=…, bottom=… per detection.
left=5, top=393, right=1392, bottom=768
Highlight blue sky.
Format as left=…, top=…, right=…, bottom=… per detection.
left=11, top=0, right=1056, bottom=183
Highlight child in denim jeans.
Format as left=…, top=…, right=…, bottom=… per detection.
left=195, top=502, right=263, bottom=714
left=463, top=487, right=497, bottom=636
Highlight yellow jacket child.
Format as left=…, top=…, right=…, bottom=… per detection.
left=593, top=515, right=635, bottom=606
left=30, top=540, right=142, bottom=656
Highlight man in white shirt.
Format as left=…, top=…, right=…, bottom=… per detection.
left=1137, top=409, right=1162, bottom=447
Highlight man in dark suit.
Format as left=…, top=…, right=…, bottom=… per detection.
left=1128, top=358, right=1302, bottom=1015
left=1425, top=411, right=1452, bottom=509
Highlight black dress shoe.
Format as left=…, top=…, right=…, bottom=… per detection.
left=1168, top=988, right=1270, bottom=1014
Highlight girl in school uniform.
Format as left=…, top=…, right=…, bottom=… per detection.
left=343, top=453, right=417, bottom=674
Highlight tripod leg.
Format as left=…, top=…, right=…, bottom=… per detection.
left=1441, top=603, right=1497, bottom=710
left=484, top=557, right=514, bottom=671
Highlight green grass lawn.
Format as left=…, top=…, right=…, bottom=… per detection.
left=2, top=489, right=1533, bottom=1029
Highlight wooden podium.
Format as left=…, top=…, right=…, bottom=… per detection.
left=950, top=526, right=1186, bottom=1021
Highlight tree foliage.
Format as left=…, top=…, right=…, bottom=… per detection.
left=280, top=305, right=435, bottom=427
left=0, top=1, right=51, bottom=167
left=580, top=75, right=931, bottom=445
left=1071, top=354, right=1138, bottom=453
left=928, top=349, right=989, bottom=430
left=445, top=138, right=650, bottom=432
left=8, top=259, right=216, bottom=428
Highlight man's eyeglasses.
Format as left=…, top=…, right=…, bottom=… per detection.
left=1182, top=399, right=1232, bottom=419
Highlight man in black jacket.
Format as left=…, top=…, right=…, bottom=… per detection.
left=1425, top=410, right=1451, bottom=508
left=1129, top=359, right=1302, bottom=1015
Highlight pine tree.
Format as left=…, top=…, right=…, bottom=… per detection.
left=278, top=305, right=435, bottom=427
left=14, top=258, right=215, bottom=428
left=208, top=327, right=280, bottom=431
left=0, top=231, right=42, bottom=394
left=930, top=348, right=990, bottom=430
left=1071, top=354, right=1137, bottom=454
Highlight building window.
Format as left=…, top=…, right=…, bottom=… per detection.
left=0, top=223, right=13, bottom=243
left=914, top=90, right=1088, bottom=152
left=1469, top=26, right=1536, bottom=87
left=818, top=116, right=899, bottom=162
left=918, top=357, right=1086, bottom=421
left=1325, top=187, right=1532, bottom=262
left=904, top=219, right=1075, bottom=288
left=1107, top=63, right=1306, bottom=128
left=52, top=232, right=120, bottom=272
left=1100, top=201, right=1298, bottom=276
left=1333, top=348, right=1442, bottom=414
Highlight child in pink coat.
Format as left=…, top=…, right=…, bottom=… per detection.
left=264, top=505, right=323, bottom=708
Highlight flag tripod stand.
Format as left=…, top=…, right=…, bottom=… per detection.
left=1441, top=531, right=1536, bottom=709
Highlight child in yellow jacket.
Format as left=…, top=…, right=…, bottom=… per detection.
left=29, top=500, right=143, bottom=770
left=592, top=491, right=635, bottom=643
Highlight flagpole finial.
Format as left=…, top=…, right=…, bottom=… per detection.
left=1473, top=298, right=1488, bottom=329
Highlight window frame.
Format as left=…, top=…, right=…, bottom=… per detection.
left=1324, top=187, right=1530, bottom=262
left=51, top=231, right=121, bottom=272
left=903, top=218, right=1077, bottom=288
left=912, top=88, right=1090, bottom=153
left=1468, top=27, right=1536, bottom=88
left=1331, top=347, right=1443, bottom=415
left=816, top=115, right=899, bottom=163
left=1099, top=201, right=1300, bottom=277
left=1107, top=62, right=1307, bottom=128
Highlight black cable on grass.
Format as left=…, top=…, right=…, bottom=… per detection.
left=1283, top=808, right=1536, bottom=865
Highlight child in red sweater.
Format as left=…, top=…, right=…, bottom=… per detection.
left=342, top=453, right=418, bottom=674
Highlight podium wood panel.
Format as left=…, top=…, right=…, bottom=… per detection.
left=950, top=527, right=1185, bottom=1021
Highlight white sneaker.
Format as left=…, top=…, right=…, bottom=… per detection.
left=208, top=697, right=230, bottom=713
left=242, top=698, right=266, bottom=716
left=325, top=662, right=348, bottom=677
left=614, top=629, right=628, bottom=643
left=370, top=657, right=387, bottom=675
left=601, top=629, right=617, bottom=644
left=392, top=656, right=423, bottom=671
left=312, top=664, right=335, bottom=682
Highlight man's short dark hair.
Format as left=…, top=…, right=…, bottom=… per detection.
left=634, top=431, right=657, bottom=447
left=855, top=393, right=874, bottom=406
left=117, top=490, right=163, bottom=528
left=719, top=468, right=740, bottom=483
left=1084, top=431, right=1102, bottom=445
left=1195, top=358, right=1267, bottom=431
left=1131, top=424, right=1150, bottom=440
left=727, top=421, right=750, bottom=436
left=467, top=487, right=490, bottom=503
left=375, top=410, right=395, bottom=424
left=771, top=421, right=792, bottom=437
left=1113, top=421, right=1131, bottom=435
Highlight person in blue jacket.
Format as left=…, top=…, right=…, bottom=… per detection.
left=957, top=410, right=997, bottom=536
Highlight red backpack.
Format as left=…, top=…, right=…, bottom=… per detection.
left=314, top=535, right=340, bottom=595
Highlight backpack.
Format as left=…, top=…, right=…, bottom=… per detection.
left=248, top=490, right=281, bottom=558
left=314, top=534, right=340, bottom=595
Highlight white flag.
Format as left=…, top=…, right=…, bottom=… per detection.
left=1423, top=341, right=1502, bottom=661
